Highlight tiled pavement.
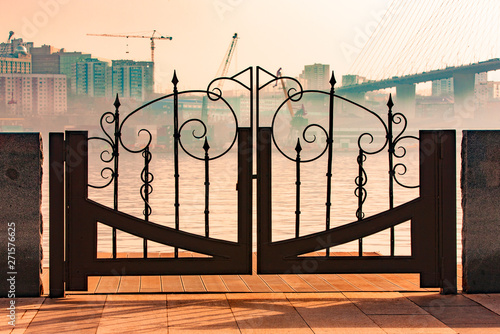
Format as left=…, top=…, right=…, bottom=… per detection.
left=1, top=292, right=500, bottom=333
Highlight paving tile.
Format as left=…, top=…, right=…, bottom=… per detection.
left=221, top=275, right=250, bottom=292
left=298, top=274, right=338, bottom=292
left=24, top=295, right=106, bottom=333
left=279, top=274, right=316, bottom=292
left=450, top=326, right=500, bottom=334
left=258, top=274, right=295, bottom=292
left=338, top=274, right=383, bottom=291
left=403, top=292, right=480, bottom=307
left=377, top=273, right=421, bottom=290
left=424, top=305, right=500, bottom=325
left=344, top=292, right=428, bottom=315
left=161, top=276, right=184, bottom=292
left=286, top=292, right=384, bottom=333
left=140, top=276, right=162, bottom=293
left=202, top=275, right=228, bottom=292
left=319, top=274, right=360, bottom=291
left=181, top=275, right=206, bottom=292
left=117, top=276, right=140, bottom=293
left=239, top=274, right=273, bottom=292
left=167, top=294, right=239, bottom=333
left=465, top=294, right=500, bottom=315
left=227, top=293, right=312, bottom=333
left=96, top=295, right=167, bottom=333
left=95, top=276, right=121, bottom=294
left=368, top=314, right=455, bottom=333
left=1, top=298, right=45, bottom=333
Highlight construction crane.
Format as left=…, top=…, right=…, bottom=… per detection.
left=1, top=31, right=15, bottom=56
left=87, top=30, right=172, bottom=63
left=215, top=33, right=238, bottom=90
left=275, top=68, right=308, bottom=130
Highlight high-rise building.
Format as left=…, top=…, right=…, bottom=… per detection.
left=432, top=77, right=454, bottom=96
left=72, top=58, right=111, bottom=98
left=0, top=73, right=67, bottom=115
left=0, top=38, right=33, bottom=56
left=300, top=63, right=330, bottom=90
left=0, top=43, right=31, bottom=74
left=58, top=50, right=91, bottom=93
left=30, top=45, right=60, bottom=74
left=111, top=60, right=154, bottom=101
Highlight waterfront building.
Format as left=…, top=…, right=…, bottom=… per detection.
left=0, top=73, right=67, bottom=116
left=72, top=58, right=111, bottom=98
left=112, top=60, right=154, bottom=101
left=300, top=63, right=330, bottom=90
left=0, top=44, right=31, bottom=74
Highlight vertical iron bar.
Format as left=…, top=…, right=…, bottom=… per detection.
left=295, top=139, right=302, bottom=238
left=256, top=67, right=260, bottom=129
left=112, top=94, right=120, bottom=259
left=203, top=138, right=210, bottom=238
left=49, top=133, right=65, bottom=298
left=387, top=95, right=395, bottom=256
left=143, top=147, right=150, bottom=258
left=172, top=71, right=180, bottom=258
left=357, top=149, right=364, bottom=257
left=325, top=72, right=336, bottom=257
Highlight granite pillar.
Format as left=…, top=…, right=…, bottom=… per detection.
left=0, top=133, right=43, bottom=297
left=461, top=130, right=500, bottom=293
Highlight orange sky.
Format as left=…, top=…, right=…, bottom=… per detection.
left=3, top=0, right=393, bottom=90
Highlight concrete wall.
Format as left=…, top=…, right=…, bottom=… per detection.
left=462, top=130, right=500, bottom=293
left=0, top=133, right=43, bottom=297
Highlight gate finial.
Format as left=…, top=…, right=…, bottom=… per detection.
left=387, top=93, right=394, bottom=109
left=329, top=71, right=336, bottom=88
left=113, top=94, right=121, bottom=109
left=172, top=70, right=179, bottom=86
left=295, top=138, right=302, bottom=154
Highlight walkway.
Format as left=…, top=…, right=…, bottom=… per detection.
left=2, top=292, right=500, bottom=333
left=4, top=253, right=498, bottom=333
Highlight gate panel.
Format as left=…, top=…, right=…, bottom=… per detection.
left=255, top=66, right=456, bottom=294
left=50, top=68, right=254, bottom=294
left=257, top=128, right=456, bottom=293
left=60, top=129, right=252, bottom=291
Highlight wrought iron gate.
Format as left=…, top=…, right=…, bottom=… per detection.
left=50, top=66, right=456, bottom=297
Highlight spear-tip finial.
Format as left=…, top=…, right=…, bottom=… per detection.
left=387, top=93, right=394, bottom=109
left=329, top=71, right=336, bottom=87
left=203, top=137, right=210, bottom=152
left=113, top=93, right=121, bottom=109
left=172, top=70, right=179, bottom=86
left=295, top=138, right=302, bottom=154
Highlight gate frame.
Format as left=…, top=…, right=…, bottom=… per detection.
left=49, top=66, right=457, bottom=297
left=49, top=128, right=253, bottom=297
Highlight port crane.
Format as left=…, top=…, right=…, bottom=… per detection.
left=214, top=33, right=238, bottom=90
left=87, top=30, right=172, bottom=63
left=275, top=68, right=308, bottom=131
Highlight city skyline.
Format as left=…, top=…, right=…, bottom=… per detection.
left=3, top=0, right=395, bottom=91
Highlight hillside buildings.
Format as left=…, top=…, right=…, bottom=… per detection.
left=300, top=63, right=330, bottom=90
left=0, top=73, right=67, bottom=116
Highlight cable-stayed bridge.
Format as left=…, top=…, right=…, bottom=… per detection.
left=337, top=0, right=500, bottom=116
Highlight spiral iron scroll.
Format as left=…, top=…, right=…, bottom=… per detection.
left=391, top=111, right=419, bottom=189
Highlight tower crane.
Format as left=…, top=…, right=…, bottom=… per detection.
left=87, top=30, right=172, bottom=63
left=215, top=33, right=238, bottom=90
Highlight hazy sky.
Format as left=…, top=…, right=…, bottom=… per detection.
left=3, top=0, right=393, bottom=90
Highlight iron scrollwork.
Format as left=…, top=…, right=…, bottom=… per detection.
left=89, top=67, right=253, bottom=259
